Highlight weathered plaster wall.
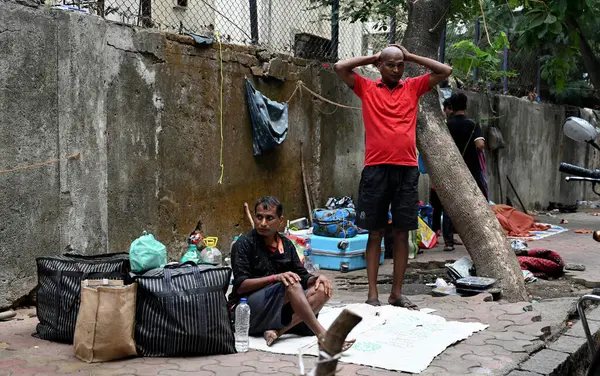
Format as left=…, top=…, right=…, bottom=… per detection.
left=1, top=0, right=599, bottom=308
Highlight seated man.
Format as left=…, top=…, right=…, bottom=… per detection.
left=228, top=196, right=354, bottom=350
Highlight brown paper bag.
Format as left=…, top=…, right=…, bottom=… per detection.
left=73, top=279, right=137, bottom=362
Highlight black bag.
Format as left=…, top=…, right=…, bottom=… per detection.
left=133, top=264, right=235, bottom=357
left=35, top=252, right=130, bottom=343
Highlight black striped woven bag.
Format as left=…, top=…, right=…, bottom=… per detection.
left=133, top=264, right=235, bottom=357
left=35, top=252, right=131, bottom=343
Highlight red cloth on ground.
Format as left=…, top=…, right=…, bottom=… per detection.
left=517, top=249, right=565, bottom=278
left=492, top=204, right=551, bottom=237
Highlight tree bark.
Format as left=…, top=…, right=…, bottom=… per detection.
left=574, top=20, right=600, bottom=93
left=402, top=0, right=527, bottom=302
left=316, top=309, right=362, bottom=376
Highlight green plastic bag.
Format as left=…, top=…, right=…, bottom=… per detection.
left=129, top=231, right=167, bottom=273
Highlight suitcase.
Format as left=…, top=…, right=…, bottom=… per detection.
left=35, top=252, right=130, bottom=343
left=310, top=234, right=384, bottom=271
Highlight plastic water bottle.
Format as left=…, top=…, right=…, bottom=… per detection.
left=303, top=237, right=316, bottom=273
left=235, top=298, right=250, bottom=352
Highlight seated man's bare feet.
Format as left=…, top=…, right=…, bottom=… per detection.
left=342, top=339, right=356, bottom=352
left=319, top=335, right=356, bottom=353
left=263, top=330, right=279, bottom=346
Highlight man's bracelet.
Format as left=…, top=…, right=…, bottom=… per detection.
left=269, top=275, right=276, bottom=284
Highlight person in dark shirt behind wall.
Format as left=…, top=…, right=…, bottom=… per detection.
left=228, top=196, right=355, bottom=351
left=442, top=92, right=487, bottom=251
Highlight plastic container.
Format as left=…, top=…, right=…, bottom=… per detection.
left=180, top=243, right=200, bottom=265
left=234, top=298, right=251, bottom=353
left=201, top=237, right=222, bottom=266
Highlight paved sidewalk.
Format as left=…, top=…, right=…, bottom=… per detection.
left=1, top=211, right=598, bottom=375
left=0, top=293, right=576, bottom=376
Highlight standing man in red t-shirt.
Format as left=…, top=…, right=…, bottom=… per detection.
left=334, top=45, right=452, bottom=308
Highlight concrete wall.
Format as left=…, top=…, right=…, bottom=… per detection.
left=1, top=0, right=600, bottom=308
left=461, top=92, right=600, bottom=210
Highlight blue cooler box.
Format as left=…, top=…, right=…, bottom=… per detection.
left=310, top=233, right=384, bottom=271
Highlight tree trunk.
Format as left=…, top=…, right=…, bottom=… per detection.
left=574, top=21, right=600, bottom=93
left=402, top=0, right=527, bottom=302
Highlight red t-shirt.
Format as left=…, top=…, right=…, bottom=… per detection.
left=353, top=73, right=431, bottom=166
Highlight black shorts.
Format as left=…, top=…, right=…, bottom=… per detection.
left=355, top=164, right=419, bottom=231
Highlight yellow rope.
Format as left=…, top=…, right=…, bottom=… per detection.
left=217, top=32, right=225, bottom=185
left=0, top=153, right=80, bottom=175
left=287, top=81, right=361, bottom=111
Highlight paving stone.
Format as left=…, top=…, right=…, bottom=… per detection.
left=509, top=321, right=553, bottom=339
left=166, top=358, right=219, bottom=371
left=430, top=357, right=481, bottom=375
left=564, top=319, right=600, bottom=339
left=88, top=368, right=139, bottom=376
left=242, top=359, right=295, bottom=373
left=519, top=349, right=570, bottom=375
left=485, top=339, right=532, bottom=352
left=240, top=372, right=294, bottom=376
left=487, top=320, right=516, bottom=331
left=459, top=344, right=507, bottom=357
left=505, top=371, right=543, bottom=376
left=462, top=354, right=505, bottom=370
left=495, top=303, right=532, bottom=315
left=127, top=362, right=180, bottom=374
left=201, top=364, right=255, bottom=375
left=159, top=371, right=214, bottom=376
left=463, top=333, right=497, bottom=346
left=498, top=311, right=542, bottom=325
left=585, top=307, right=600, bottom=322
left=547, top=334, right=587, bottom=354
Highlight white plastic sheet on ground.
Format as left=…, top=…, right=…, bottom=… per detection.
left=248, top=303, right=487, bottom=374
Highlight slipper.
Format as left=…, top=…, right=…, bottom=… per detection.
left=388, top=295, right=418, bottom=310
left=453, top=239, right=463, bottom=245
left=365, top=298, right=381, bottom=307
left=443, top=245, right=455, bottom=252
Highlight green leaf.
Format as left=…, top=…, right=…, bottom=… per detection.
left=549, top=21, right=563, bottom=35
left=528, top=17, right=545, bottom=29
left=544, top=14, right=557, bottom=24
left=537, top=26, right=548, bottom=39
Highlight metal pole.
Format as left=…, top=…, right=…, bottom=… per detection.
left=473, top=18, right=480, bottom=82
left=330, top=0, right=340, bottom=60
left=249, top=0, right=259, bottom=44
left=388, top=12, right=397, bottom=45
left=503, top=30, right=509, bottom=94
left=439, top=23, right=447, bottom=63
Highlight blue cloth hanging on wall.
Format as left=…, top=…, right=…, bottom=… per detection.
left=245, top=79, right=289, bottom=156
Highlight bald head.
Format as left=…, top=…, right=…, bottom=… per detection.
left=380, top=46, right=404, bottom=62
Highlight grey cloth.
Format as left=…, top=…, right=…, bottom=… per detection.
left=246, top=282, right=313, bottom=336
left=245, top=79, right=288, bottom=156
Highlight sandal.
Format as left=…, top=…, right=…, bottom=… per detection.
left=388, top=295, right=418, bottom=310
left=365, top=298, right=381, bottom=307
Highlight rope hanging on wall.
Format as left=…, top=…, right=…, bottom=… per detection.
left=0, top=153, right=80, bottom=175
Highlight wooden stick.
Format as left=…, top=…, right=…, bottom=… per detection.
left=506, top=175, right=527, bottom=214
left=316, top=309, right=362, bottom=376
left=300, top=149, right=313, bottom=227
left=244, top=202, right=255, bottom=228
